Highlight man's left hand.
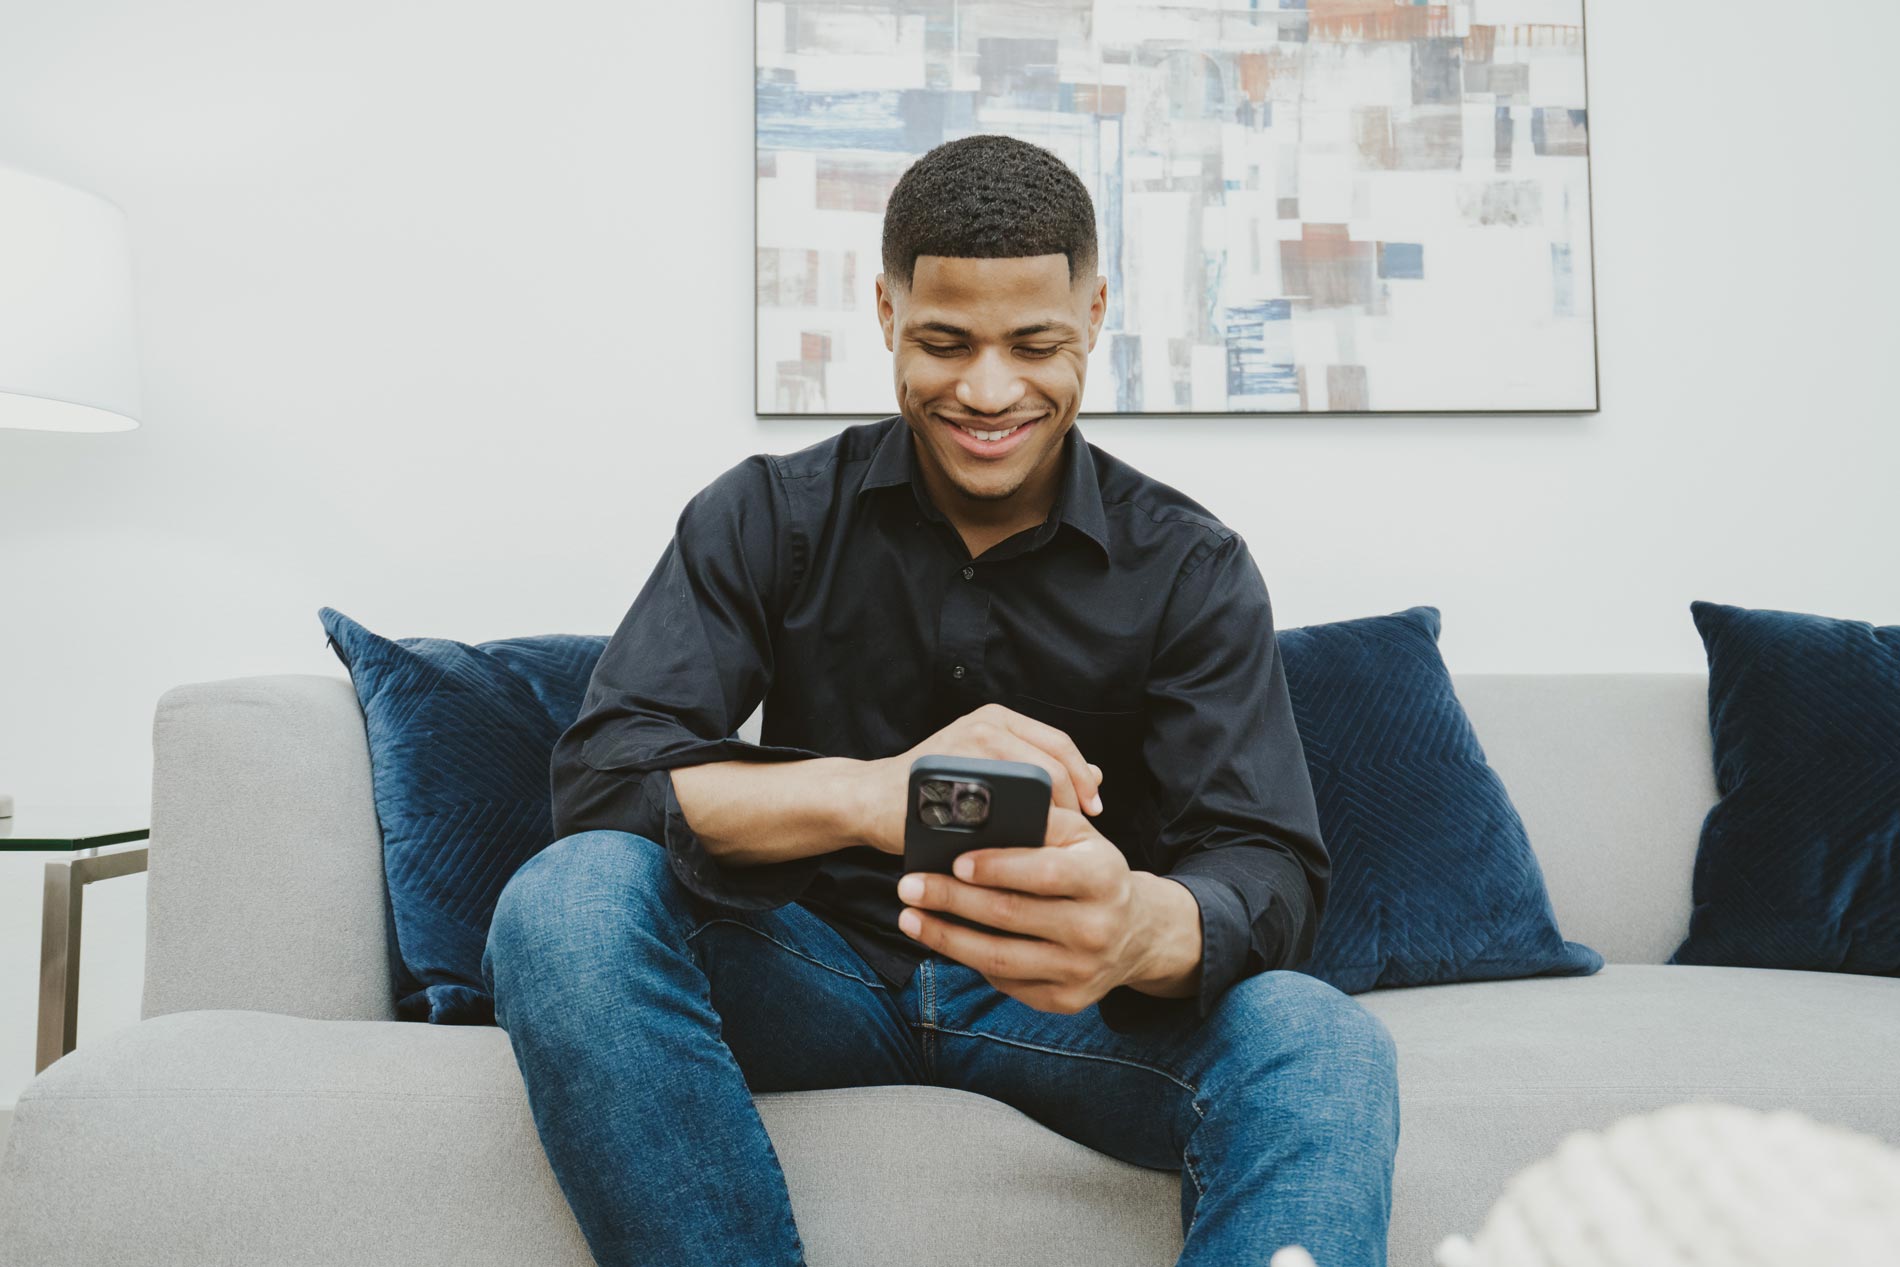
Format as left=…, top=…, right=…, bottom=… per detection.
left=895, top=804, right=1195, bottom=1015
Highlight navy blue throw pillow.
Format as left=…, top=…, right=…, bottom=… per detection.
left=319, top=607, right=606, bottom=1024
left=1278, top=605, right=1603, bottom=993
left=1668, top=601, right=1900, bottom=975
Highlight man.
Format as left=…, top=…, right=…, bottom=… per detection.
left=483, top=133, right=1400, bottom=1267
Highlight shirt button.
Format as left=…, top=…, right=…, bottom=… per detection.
left=952, top=664, right=966, bottom=679
left=961, top=566, right=974, bottom=580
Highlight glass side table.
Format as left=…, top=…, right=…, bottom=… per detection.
left=1, top=804, right=150, bottom=1074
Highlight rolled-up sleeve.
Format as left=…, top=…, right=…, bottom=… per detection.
left=1096, top=532, right=1329, bottom=1032
left=548, top=454, right=829, bottom=910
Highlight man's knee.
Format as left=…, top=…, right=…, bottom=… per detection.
left=1213, top=969, right=1399, bottom=1090
left=485, top=829, right=678, bottom=979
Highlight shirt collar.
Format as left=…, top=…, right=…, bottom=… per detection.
left=857, top=414, right=1110, bottom=561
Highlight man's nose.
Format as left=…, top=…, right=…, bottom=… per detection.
left=955, top=346, right=1028, bottom=415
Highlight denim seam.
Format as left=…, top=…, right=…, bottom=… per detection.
left=921, top=1022, right=1203, bottom=1097
left=923, top=960, right=938, bottom=1082
left=924, top=1019, right=1210, bottom=1224
left=1182, top=1132, right=1208, bottom=1237
left=684, top=918, right=890, bottom=992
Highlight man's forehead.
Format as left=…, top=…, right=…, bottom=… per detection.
left=907, top=253, right=1073, bottom=295
left=898, top=255, right=1083, bottom=336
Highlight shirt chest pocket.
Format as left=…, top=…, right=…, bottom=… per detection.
left=998, top=690, right=1146, bottom=811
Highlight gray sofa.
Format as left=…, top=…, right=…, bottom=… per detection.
left=3, top=671, right=1896, bottom=1266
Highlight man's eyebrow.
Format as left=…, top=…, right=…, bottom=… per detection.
left=909, top=320, right=1077, bottom=339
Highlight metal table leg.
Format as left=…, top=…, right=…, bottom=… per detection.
left=37, top=846, right=150, bottom=1074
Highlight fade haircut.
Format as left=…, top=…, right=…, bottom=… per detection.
left=881, top=134, right=1098, bottom=292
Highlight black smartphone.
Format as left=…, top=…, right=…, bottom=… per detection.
left=902, top=755, right=1052, bottom=939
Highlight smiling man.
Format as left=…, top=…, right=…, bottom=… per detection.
left=483, top=134, right=1400, bottom=1267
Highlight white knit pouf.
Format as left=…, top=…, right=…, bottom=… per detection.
left=1431, top=1101, right=1900, bottom=1267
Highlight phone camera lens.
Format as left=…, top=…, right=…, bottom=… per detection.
left=919, top=780, right=954, bottom=826
left=919, top=777, right=989, bottom=828
left=951, top=783, right=990, bottom=826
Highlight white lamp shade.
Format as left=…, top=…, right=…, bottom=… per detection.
left=0, top=163, right=142, bottom=432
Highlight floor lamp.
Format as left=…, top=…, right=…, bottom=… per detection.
left=0, top=161, right=144, bottom=818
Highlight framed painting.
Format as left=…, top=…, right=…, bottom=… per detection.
left=757, top=0, right=1598, bottom=415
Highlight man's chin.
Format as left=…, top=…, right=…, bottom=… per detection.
left=934, top=454, right=1030, bottom=501
left=949, top=478, right=1022, bottom=503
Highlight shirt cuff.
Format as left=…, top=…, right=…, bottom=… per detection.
left=654, top=766, right=828, bottom=910
left=1094, top=871, right=1250, bottom=1032
left=594, top=737, right=831, bottom=912
left=1102, top=873, right=1246, bottom=1040
left=1169, top=871, right=1251, bottom=1020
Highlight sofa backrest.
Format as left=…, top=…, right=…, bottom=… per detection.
left=140, top=671, right=1717, bottom=1022
left=1454, top=673, right=1715, bottom=966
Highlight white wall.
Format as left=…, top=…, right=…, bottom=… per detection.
left=2, top=0, right=1896, bottom=1110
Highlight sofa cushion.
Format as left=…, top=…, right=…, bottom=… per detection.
left=7, top=969, right=1896, bottom=1266
left=1356, top=962, right=1900, bottom=1260
left=1669, top=600, right=1900, bottom=975
left=319, top=607, right=606, bottom=1023
left=1279, top=605, right=1602, bottom=992
left=0, top=1010, right=1182, bottom=1267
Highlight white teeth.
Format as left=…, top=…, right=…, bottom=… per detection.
left=958, top=422, right=1021, bottom=442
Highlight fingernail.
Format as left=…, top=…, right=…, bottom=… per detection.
left=899, top=909, right=922, bottom=936
left=954, top=855, right=974, bottom=880
left=1089, top=794, right=1104, bottom=814
left=897, top=873, right=924, bottom=901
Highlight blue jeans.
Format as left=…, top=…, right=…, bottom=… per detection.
left=481, top=830, right=1400, bottom=1267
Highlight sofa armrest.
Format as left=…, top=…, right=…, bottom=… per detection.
left=142, top=674, right=396, bottom=1022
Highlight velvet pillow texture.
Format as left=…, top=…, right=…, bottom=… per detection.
left=1278, top=605, right=1603, bottom=993
left=320, top=607, right=606, bottom=1024
left=1668, top=601, right=1899, bottom=975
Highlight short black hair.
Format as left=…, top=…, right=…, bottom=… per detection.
left=881, top=134, right=1098, bottom=292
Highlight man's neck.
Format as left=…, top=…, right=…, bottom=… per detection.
left=912, top=434, right=1063, bottom=560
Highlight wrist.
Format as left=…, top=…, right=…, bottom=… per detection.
left=837, top=755, right=892, bottom=852
left=1121, top=873, right=1203, bottom=1000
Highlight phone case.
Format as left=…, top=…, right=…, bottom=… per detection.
left=903, top=754, right=1053, bottom=870
left=902, top=755, right=1052, bottom=939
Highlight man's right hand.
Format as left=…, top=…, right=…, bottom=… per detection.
left=854, top=703, right=1105, bottom=857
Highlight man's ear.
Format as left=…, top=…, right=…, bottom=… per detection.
left=876, top=272, right=896, bottom=351
left=1086, top=273, right=1107, bottom=351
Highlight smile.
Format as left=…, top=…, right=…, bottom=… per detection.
left=940, top=413, right=1044, bottom=457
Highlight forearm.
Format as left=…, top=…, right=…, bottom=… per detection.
left=669, top=756, right=872, bottom=870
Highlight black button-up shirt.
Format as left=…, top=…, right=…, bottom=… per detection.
left=549, top=414, right=1328, bottom=1032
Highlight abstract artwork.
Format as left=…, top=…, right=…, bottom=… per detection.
left=757, top=0, right=1597, bottom=415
